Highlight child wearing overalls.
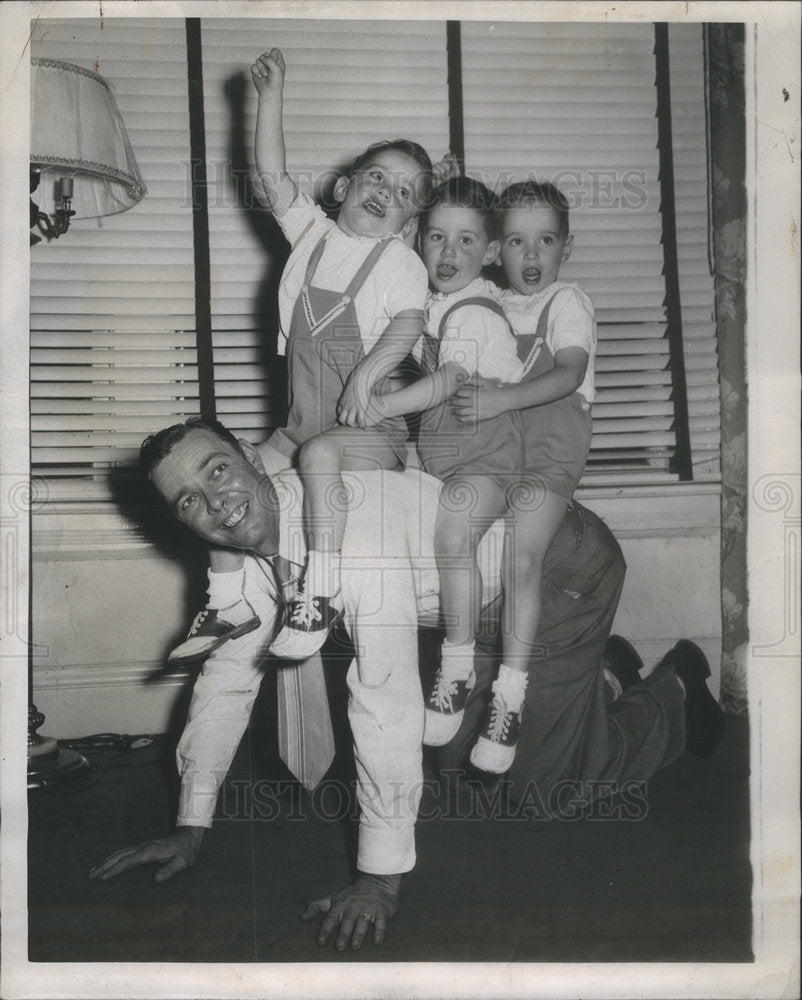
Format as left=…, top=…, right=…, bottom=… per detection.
left=371, top=176, right=595, bottom=773
left=442, top=179, right=596, bottom=772
left=168, top=48, right=432, bottom=666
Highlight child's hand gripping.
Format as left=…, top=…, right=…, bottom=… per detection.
left=336, top=364, right=378, bottom=428
left=250, top=48, right=286, bottom=100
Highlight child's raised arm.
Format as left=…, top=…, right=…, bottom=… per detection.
left=251, top=49, right=298, bottom=218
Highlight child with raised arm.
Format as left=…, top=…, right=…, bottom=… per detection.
left=168, top=48, right=433, bottom=666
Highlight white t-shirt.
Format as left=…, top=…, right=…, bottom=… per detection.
left=275, top=193, right=428, bottom=355
left=418, top=277, right=525, bottom=383
left=498, top=282, right=597, bottom=403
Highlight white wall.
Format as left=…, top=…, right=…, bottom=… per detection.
left=31, top=484, right=721, bottom=738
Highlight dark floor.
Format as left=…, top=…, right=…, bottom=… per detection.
left=28, top=707, right=752, bottom=964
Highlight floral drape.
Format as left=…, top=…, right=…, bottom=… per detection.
left=708, top=24, right=748, bottom=714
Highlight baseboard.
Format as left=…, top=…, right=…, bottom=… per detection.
left=32, top=661, right=191, bottom=738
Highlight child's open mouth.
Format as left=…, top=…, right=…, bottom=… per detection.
left=522, top=268, right=541, bottom=285
left=436, top=265, right=458, bottom=280
left=363, top=199, right=386, bottom=218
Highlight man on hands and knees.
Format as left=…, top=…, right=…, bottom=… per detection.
left=90, top=418, right=426, bottom=950
left=89, top=418, right=725, bottom=948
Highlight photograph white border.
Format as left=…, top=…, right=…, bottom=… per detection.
left=1, top=2, right=799, bottom=998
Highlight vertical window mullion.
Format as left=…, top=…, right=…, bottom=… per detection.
left=655, top=21, right=693, bottom=481
left=186, top=17, right=216, bottom=422
left=446, top=21, right=465, bottom=173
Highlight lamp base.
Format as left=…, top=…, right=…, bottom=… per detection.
left=28, top=746, right=89, bottom=790
left=28, top=702, right=88, bottom=790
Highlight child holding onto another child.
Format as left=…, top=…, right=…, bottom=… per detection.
left=168, top=47, right=434, bottom=666
left=366, top=176, right=596, bottom=773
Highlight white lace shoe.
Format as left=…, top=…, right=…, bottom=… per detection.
left=268, top=589, right=342, bottom=660
left=167, top=598, right=261, bottom=668
left=423, top=666, right=476, bottom=746
left=469, top=683, right=524, bottom=774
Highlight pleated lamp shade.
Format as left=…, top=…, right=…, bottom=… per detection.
left=30, top=58, right=146, bottom=220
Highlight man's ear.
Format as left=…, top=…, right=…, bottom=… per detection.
left=238, top=438, right=265, bottom=473
left=484, top=240, right=501, bottom=267
left=561, top=234, right=574, bottom=263
left=333, top=175, right=349, bottom=204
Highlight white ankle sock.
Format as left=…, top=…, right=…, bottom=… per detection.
left=494, top=663, right=528, bottom=712
left=440, top=639, right=475, bottom=679
left=304, top=550, right=340, bottom=598
left=207, top=568, right=245, bottom=610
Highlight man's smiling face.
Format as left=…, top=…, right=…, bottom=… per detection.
left=150, top=427, right=279, bottom=556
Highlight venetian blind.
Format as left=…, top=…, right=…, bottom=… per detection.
left=459, top=20, right=714, bottom=482
left=29, top=18, right=197, bottom=500
left=201, top=18, right=451, bottom=440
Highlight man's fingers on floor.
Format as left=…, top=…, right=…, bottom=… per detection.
left=88, top=847, right=138, bottom=879
left=335, top=915, right=356, bottom=951
left=350, top=914, right=373, bottom=951
left=300, top=896, right=331, bottom=922
left=153, top=857, right=184, bottom=882
left=372, top=916, right=387, bottom=945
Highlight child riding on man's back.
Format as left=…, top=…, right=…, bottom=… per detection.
left=168, top=48, right=434, bottom=666
left=367, top=175, right=596, bottom=773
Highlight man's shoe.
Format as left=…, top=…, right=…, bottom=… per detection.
left=168, top=599, right=261, bottom=668
left=661, top=639, right=725, bottom=758
left=423, top=667, right=476, bottom=746
left=469, top=685, right=523, bottom=774
left=603, top=635, right=644, bottom=696
left=268, top=590, right=341, bottom=660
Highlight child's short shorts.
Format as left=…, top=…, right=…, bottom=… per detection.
left=516, top=392, right=592, bottom=501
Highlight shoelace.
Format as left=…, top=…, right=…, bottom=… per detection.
left=485, top=695, right=513, bottom=743
left=188, top=610, right=209, bottom=635
left=289, top=593, right=323, bottom=629
left=429, top=671, right=460, bottom=712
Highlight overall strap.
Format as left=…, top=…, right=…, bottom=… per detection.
left=517, top=286, right=568, bottom=369
left=534, top=285, right=571, bottom=341
left=343, top=237, right=395, bottom=300
left=437, top=295, right=510, bottom=340
left=302, top=234, right=329, bottom=285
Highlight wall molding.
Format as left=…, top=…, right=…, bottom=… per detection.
left=32, top=482, right=722, bottom=557
left=34, top=659, right=189, bottom=692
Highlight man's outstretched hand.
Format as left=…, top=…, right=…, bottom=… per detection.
left=301, top=872, right=401, bottom=951
left=88, top=826, right=204, bottom=883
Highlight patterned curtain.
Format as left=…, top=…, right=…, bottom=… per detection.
left=708, top=24, right=748, bottom=714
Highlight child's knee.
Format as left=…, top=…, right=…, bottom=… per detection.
left=299, top=433, right=338, bottom=473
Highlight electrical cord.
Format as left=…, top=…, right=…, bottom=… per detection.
left=36, top=732, right=170, bottom=796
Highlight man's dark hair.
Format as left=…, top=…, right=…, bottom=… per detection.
left=496, top=180, right=571, bottom=238
left=421, top=175, right=499, bottom=240
left=349, top=139, right=435, bottom=209
left=140, top=416, right=241, bottom=493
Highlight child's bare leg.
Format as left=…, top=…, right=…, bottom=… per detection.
left=436, top=475, right=509, bottom=645
left=470, top=484, right=567, bottom=773
left=501, top=486, right=568, bottom=672
left=299, top=426, right=402, bottom=568
left=424, top=475, right=507, bottom=746
left=270, top=427, right=402, bottom=660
